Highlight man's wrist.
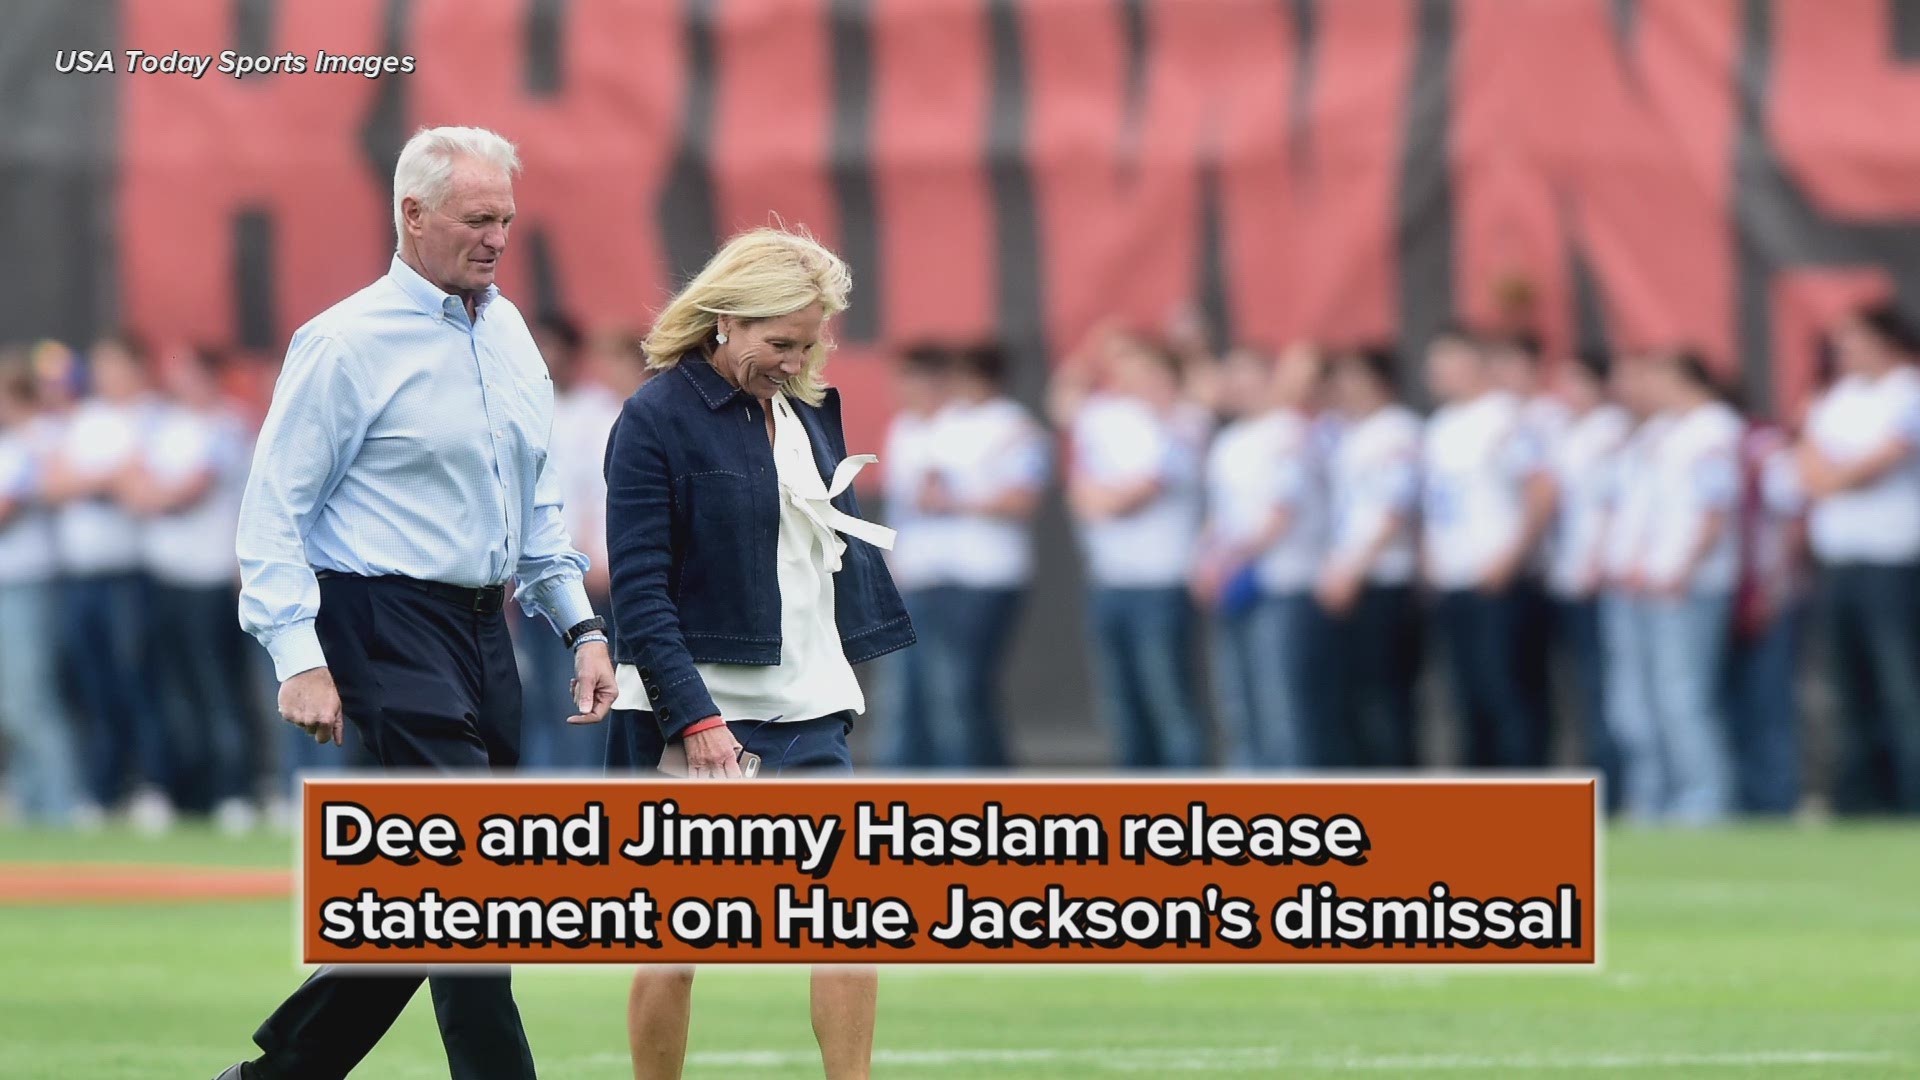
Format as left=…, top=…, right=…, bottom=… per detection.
left=570, top=630, right=608, bottom=651
left=561, top=616, right=607, bottom=649
left=266, top=621, right=328, bottom=683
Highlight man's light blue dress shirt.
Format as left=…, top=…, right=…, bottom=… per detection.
left=238, top=256, right=594, bottom=680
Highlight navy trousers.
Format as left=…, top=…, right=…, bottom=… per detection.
left=1324, top=584, right=1421, bottom=768
left=148, top=581, right=252, bottom=810
left=66, top=571, right=169, bottom=806
left=1822, top=562, right=1920, bottom=813
left=1438, top=588, right=1545, bottom=768
left=251, top=575, right=536, bottom=1080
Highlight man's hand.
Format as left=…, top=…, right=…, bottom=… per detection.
left=682, top=721, right=744, bottom=779
left=1316, top=565, right=1363, bottom=617
left=1190, top=555, right=1226, bottom=607
left=279, top=668, right=344, bottom=745
left=1479, top=548, right=1524, bottom=595
left=567, top=641, right=617, bottom=725
left=1797, top=442, right=1837, bottom=499
left=1648, top=573, right=1688, bottom=601
left=918, top=473, right=958, bottom=515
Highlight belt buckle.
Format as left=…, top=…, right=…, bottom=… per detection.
left=476, top=586, right=504, bottom=615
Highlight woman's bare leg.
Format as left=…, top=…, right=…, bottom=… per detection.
left=628, top=965, right=696, bottom=1080
left=810, top=965, right=878, bottom=1080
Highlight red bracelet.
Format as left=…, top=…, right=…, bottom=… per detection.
left=679, top=716, right=728, bottom=738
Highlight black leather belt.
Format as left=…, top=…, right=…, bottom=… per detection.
left=316, top=571, right=507, bottom=614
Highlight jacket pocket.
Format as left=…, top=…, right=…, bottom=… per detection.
left=672, top=471, right=768, bottom=640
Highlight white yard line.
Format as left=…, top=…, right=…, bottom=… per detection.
left=542, top=1046, right=1901, bottom=1074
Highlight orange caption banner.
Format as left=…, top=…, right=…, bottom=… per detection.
left=300, top=778, right=1596, bottom=965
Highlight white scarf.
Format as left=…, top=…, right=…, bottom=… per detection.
left=769, top=392, right=896, bottom=571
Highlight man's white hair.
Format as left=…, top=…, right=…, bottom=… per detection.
left=391, top=126, right=521, bottom=246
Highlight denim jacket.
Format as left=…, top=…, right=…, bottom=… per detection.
left=603, top=357, right=914, bottom=739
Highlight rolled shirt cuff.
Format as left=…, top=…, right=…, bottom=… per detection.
left=525, top=577, right=597, bottom=637
left=265, top=619, right=328, bottom=682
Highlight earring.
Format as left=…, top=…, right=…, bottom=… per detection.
left=715, top=331, right=729, bottom=345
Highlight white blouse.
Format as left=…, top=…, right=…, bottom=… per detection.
left=614, top=392, right=896, bottom=724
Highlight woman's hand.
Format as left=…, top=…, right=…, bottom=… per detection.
left=682, top=721, right=745, bottom=778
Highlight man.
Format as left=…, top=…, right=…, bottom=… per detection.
left=513, top=313, right=626, bottom=771
left=217, top=126, right=617, bottom=1080
left=1420, top=328, right=1554, bottom=768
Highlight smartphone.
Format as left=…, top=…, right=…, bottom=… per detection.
left=738, top=750, right=762, bottom=778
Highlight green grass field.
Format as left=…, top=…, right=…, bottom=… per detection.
left=2, top=823, right=1916, bottom=1079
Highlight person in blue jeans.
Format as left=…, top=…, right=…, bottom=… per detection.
left=44, top=335, right=172, bottom=822
left=1056, top=329, right=1210, bottom=769
left=1796, top=303, right=1920, bottom=813
left=914, top=343, right=1049, bottom=768
left=1631, top=350, right=1744, bottom=824
left=1194, top=344, right=1327, bottom=769
left=1545, top=352, right=1631, bottom=811
left=514, top=314, right=630, bottom=771
left=129, top=345, right=255, bottom=820
left=1420, top=328, right=1555, bottom=769
left=1721, top=421, right=1810, bottom=815
left=874, top=343, right=953, bottom=768
left=1316, top=346, right=1424, bottom=769
left=0, top=352, right=80, bottom=824
left=1597, top=353, right=1675, bottom=819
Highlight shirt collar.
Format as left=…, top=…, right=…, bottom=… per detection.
left=387, top=254, right=499, bottom=322
left=679, top=357, right=745, bottom=410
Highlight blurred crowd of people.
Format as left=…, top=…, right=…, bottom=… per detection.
left=0, top=320, right=648, bottom=831
left=881, top=303, right=1920, bottom=822
left=2, top=298, right=1917, bottom=830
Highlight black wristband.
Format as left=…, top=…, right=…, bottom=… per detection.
left=561, top=616, right=606, bottom=649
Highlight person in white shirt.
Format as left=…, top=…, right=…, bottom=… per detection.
left=604, top=227, right=910, bottom=1080
left=1548, top=351, right=1632, bottom=807
left=1796, top=304, right=1920, bottom=813
left=875, top=343, right=952, bottom=768
left=125, top=345, right=252, bottom=828
left=0, top=349, right=81, bottom=825
left=1421, top=328, right=1554, bottom=768
left=1064, top=332, right=1209, bottom=768
left=40, top=335, right=173, bottom=826
left=1726, top=417, right=1811, bottom=815
left=513, top=315, right=634, bottom=771
left=1598, top=353, right=1672, bottom=818
left=912, top=343, right=1051, bottom=768
left=1487, top=330, right=1567, bottom=751
left=1317, top=346, right=1423, bottom=768
left=1194, top=344, right=1326, bottom=769
left=1628, top=349, right=1743, bottom=823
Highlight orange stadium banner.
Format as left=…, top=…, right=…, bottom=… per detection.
left=6, top=3, right=1919, bottom=432
left=301, top=778, right=1597, bottom=965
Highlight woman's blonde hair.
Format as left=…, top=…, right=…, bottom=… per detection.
left=643, top=225, right=852, bottom=406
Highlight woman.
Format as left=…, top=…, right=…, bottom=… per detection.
left=602, top=226, right=912, bottom=1080
left=1317, top=346, right=1423, bottom=768
left=1797, top=303, right=1920, bottom=813
left=1633, top=348, right=1743, bottom=823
